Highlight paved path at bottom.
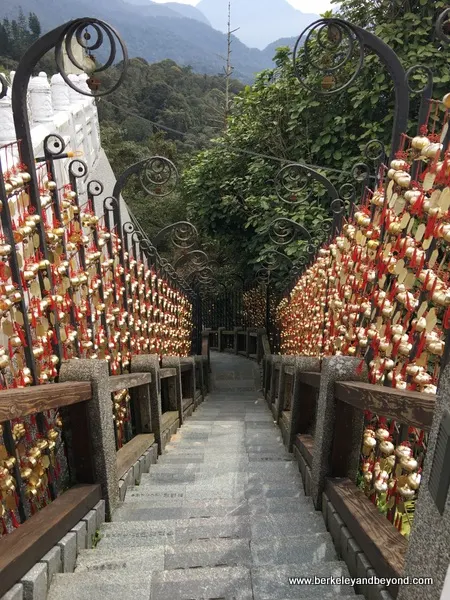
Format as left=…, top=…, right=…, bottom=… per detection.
left=49, top=352, right=363, bottom=599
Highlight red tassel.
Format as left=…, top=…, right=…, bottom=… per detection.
left=10, top=510, right=19, bottom=528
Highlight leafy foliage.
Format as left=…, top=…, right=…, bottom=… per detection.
left=182, top=0, right=450, bottom=288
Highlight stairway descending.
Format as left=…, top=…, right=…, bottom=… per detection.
left=48, top=353, right=364, bottom=599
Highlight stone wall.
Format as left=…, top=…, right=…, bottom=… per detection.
left=0, top=70, right=133, bottom=226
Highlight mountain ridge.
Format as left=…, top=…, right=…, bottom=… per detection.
left=0, top=0, right=312, bottom=81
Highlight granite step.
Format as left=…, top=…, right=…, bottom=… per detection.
left=47, top=572, right=151, bottom=600
left=115, top=495, right=315, bottom=520
left=74, top=546, right=164, bottom=572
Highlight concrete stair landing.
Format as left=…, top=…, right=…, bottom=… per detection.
left=48, top=352, right=363, bottom=599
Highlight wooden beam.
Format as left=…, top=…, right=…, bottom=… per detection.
left=160, top=368, right=176, bottom=380
left=284, top=365, right=295, bottom=376
left=297, top=371, right=321, bottom=389
left=325, top=478, right=407, bottom=597
left=295, top=434, right=314, bottom=467
left=0, top=382, right=91, bottom=422
left=180, top=363, right=193, bottom=373
left=109, top=372, right=151, bottom=392
left=116, top=434, right=155, bottom=479
left=161, top=410, right=179, bottom=431
left=335, top=381, right=435, bottom=431
left=0, top=484, right=101, bottom=597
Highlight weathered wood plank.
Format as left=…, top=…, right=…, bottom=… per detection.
left=335, top=381, right=435, bottom=430
left=161, top=410, right=179, bottom=431
left=249, top=332, right=257, bottom=338
left=160, top=368, right=176, bottom=380
left=326, top=477, right=406, bottom=596
left=0, top=484, right=101, bottom=597
left=109, top=372, right=152, bottom=392
left=180, top=362, right=193, bottom=373
left=284, top=365, right=295, bottom=376
left=0, top=382, right=91, bottom=422
left=295, top=434, right=314, bottom=467
left=116, top=434, right=155, bottom=479
left=297, top=371, right=321, bottom=389
left=182, top=398, right=194, bottom=410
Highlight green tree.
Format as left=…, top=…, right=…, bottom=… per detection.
left=182, top=0, right=450, bottom=286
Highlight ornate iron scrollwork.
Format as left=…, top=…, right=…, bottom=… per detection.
left=293, top=19, right=364, bottom=95
left=293, top=17, right=409, bottom=160
left=268, top=217, right=312, bottom=247
left=152, top=221, right=198, bottom=250
left=174, top=250, right=209, bottom=270
left=113, top=156, right=179, bottom=200
left=54, top=18, right=128, bottom=96
left=275, top=163, right=338, bottom=205
left=436, top=8, right=450, bottom=45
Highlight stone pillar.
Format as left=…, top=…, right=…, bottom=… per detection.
left=275, top=355, right=296, bottom=421
left=269, top=355, right=282, bottom=407
left=194, top=355, right=204, bottom=401
left=0, top=86, right=15, bottom=144
left=162, top=356, right=183, bottom=424
left=59, top=359, right=118, bottom=519
left=29, top=72, right=54, bottom=124
left=233, top=327, right=242, bottom=355
left=50, top=73, right=70, bottom=112
left=245, top=329, right=251, bottom=358
left=310, top=356, right=368, bottom=510
left=288, top=356, right=321, bottom=452
left=217, top=327, right=225, bottom=352
left=183, top=356, right=196, bottom=400
left=131, top=354, right=162, bottom=454
left=398, top=365, right=450, bottom=600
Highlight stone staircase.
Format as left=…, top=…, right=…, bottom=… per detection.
left=48, top=354, right=364, bottom=599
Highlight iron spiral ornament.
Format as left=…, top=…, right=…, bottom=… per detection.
left=436, top=8, right=450, bottom=45
left=87, top=180, right=104, bottom=197
left=261, top=250, right=292, bottom=272
left=293, top=18, right=364, bottom=95
left=140, top=156, right=178, bottom=198
left=103, top=196, right=119, bottom=213
left=174, top=250, right=209, bottom=270
left=152, top=221, right=198, bottom=250
left=268, top=218, right=312, bottom=247
left=43, top=133, right=66, bottom=157
left=275, top=164, right=314, bottom=204
left=69, top=159, right=88, bottom=179
left=55, top=18, right=128, bottom=96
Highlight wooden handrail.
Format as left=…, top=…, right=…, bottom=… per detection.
left=108, top=372, right=151, bottom=393
left=0, top=484, right=101, bottom=597
left=326, top=478, right=406, bottom=596
left=298, top=371, right=321, bottom=389
left=335, top=381, right=436, bottom=431
left=0, top=382, right=91, bottom=421
left=160, top=368, right=176, bottom=379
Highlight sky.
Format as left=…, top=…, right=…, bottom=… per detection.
left=152, top=0, right=335, bottom=13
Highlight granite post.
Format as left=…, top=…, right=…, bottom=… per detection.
left=162, top=356, right=183, bottom=424
left=310, top=356, right=368, bottom=510
left=397, top=364, right=450, bottom=600
left=275, top=355, right=297, bottom=422
left=233, top=327, right=242, bottom=355
left=59, top=359, right=118, bottom=518
left=130, top=354, right=162, bottom=453
left=218, top=327, right=225, bottom=352
left=269, top=355, right=282, bottom=408
left=288, top=356, right=322, bottom=452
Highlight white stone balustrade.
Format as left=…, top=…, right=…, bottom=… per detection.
left=0, top=70, right=102, bottom=176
